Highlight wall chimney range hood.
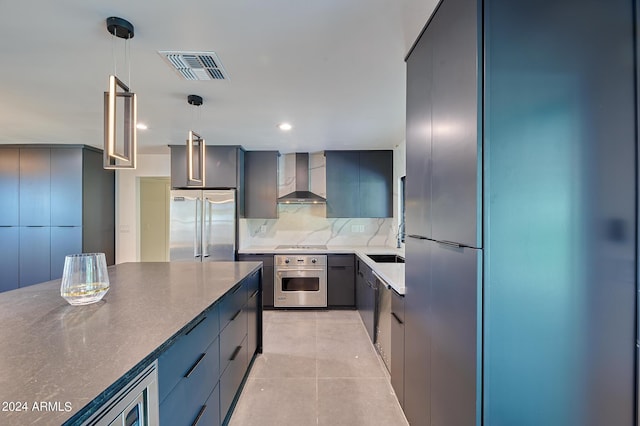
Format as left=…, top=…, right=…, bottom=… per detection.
left=277, top=153, right=326, bottom=204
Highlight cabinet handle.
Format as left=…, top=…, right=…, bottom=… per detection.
left=408, top=234, right=428, bottom=240
left=330, top=266, right=347, bottom=270
left=230, top=309, right=242, bottom=321
left=391, top=312, right=404, bottom=325
left=229, top=345, right=242, bottom=361
left=184, top=353, right=206, bottom=378
left=185, top=316, right=207, bottom=335
left=249, top=289, right=259, bottom=299
left=232, top=284, right=242, bottom=294
left=438, top=240, right=462, bottom=248
left=191, top=404, right=207, bottom=426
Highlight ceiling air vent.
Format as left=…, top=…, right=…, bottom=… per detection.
left=158, top=51, right=230, bottom=81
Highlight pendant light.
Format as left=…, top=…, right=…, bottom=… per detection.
left=187, top=95, right=205, bottom=187
left=104, top=17, right=137, bottom=169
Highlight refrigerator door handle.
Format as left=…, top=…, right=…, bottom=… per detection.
left=195, top=197, right=203, bottom=258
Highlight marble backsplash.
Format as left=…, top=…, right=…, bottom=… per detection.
left=239, top=204, right=395, bottom=247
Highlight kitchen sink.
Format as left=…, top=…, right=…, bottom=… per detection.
left=366, top=254, right=405, bottom=263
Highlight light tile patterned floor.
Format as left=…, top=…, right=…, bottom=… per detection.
left=229, top=310, right=409, bottom=426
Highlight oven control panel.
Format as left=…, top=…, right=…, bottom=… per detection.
left=275, top=255, right=327, bottom=266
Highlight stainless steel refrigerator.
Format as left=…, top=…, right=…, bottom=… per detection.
left=169, top=190, right=236, bottom=261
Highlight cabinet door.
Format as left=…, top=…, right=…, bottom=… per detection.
left=244, top=151, right=278, bottom=218
left=0, top=227, right=19, bottom=292
left=51, top=148, right=82, bottom=226
left=19, top=227, right=50, bottom=287
left=19, top=148, right=50, bottom=226
left=247, top=291, right=258, bottom=358
left=0, top=148, right=19, bottom=226
left=430, top=0, right=479, bottom=247
left=327, top=254, right=355, bottom=307
left=403, top=237, right=431, bottom=426
left=405, top=31, right=433, bottom=239
left=430, top=242, right=479, bottom=426
left=50, top=227, right=82, bottom=280
left=326, top=151, right=360, bottom=218
left=359, top=151, right=393, bottom=218
left=263, top=266, right=274, bottom=308
left=206, top=146, right=239, bottom=188
left=170, top=145, right=188, bottom=189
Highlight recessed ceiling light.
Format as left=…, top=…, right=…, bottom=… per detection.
left=136, top=123, right=148, bottom=130
left=278, top=122, right=292, bottom=131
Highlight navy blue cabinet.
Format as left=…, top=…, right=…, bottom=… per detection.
left=327, top=254, right=355, bottom=307
left=19, top=148, right=51, bottom=227
left=244, top=151, right=279, bottom=219
left=326, top=150, right=393, bottom=218
left=19, top=227, right=50, bottom=287
left=0, top=145, right=115, bottom=291
left=0, top=148, right=19, bottom=226
left=0, top=228, right=19, bottom=292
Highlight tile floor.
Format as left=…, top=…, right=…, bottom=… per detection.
left=229, top=310, right=409, bottom=426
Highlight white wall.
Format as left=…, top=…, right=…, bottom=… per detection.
left=116, top=154, right=171, bottom=263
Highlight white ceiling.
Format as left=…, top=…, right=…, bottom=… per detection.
left=0, top=0, right=437, bottom=154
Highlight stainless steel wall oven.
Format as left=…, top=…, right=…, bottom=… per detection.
left=274, top=254, right=327, bottom=308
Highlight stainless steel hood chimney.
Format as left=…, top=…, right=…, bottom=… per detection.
left=277, top=153, right=326, bottom=204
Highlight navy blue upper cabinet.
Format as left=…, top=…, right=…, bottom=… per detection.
left=51, top=148, right=82, bottom=226
left=429, top=0, right=479, bottom=248
left=244, top=151, right=279, bottom=219
left=170, top=145, right=244, bottom=190
left=19, top=148, right=50, bottom=226
left=405, top=25, right=433, bottom=239
left=326, top=150, right=393, bottom=218
left=0, top=148, right=19, bottom=226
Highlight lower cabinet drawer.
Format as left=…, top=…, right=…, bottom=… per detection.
left=159, top=337, right=220, bottom=426
left=192, top=383, right=221, bottom=426
left=220, top=307, right=248, bottom=374
left=246, top=270, right=260, bottom=299
left=158, top=307, right=219, bottom=403
left=220, top=281, right=248, bottom=329
left=220, top=335, right=249, bottom=422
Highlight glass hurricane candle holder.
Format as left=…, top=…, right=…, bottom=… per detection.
left=60, top=253, right=110, bottom=305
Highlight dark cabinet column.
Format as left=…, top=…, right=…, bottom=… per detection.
left=0, top=227, right=19, bottom=292
left=51, top=148, right=83, bottom=226
left=403, top=237, right=431, bottom=426
left=405, top=31, right=433, bottom=239
left=430, top=242, right=479, bottom=426
left=429, top=0, right=479, bottom=248
left=0, top=148, right=19, bottom=226
left=19, top=227, right=50, bottom=287
left=19, top=149, right=50, bottom=226
left=390, top=290, right=405, bottom=407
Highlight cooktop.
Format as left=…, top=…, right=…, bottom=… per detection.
left=275, top=244, right=328, bottom=250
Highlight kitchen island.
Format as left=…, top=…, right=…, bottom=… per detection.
left=0, top=261, right=262, bottom=425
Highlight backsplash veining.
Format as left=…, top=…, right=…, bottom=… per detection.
left=239, top=152, right=395, bottom=248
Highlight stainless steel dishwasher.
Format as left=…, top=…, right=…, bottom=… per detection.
left=375, top=272, right=392, bottom=373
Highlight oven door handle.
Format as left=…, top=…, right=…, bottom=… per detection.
left=276, top=269, right=326, bottom=274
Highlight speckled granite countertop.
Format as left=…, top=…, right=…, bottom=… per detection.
left=239, top=245, right=405, bottom=295
left=0, top=261, right=262, bottom=426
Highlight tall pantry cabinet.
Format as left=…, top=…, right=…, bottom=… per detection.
left=404, top=0, right=637, bottom=425
left=0, top=145, right=115, bottom=292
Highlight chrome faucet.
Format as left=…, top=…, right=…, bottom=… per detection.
left=396, top=221, right=405, bottom=248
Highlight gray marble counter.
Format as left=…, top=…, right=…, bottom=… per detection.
left=0, top=261, right=261, bottom=426
left=239, top=245, right=405, bottom=294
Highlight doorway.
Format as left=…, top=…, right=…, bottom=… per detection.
left=139, top=177, right=170, bottom=261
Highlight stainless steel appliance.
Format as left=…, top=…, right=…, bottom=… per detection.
left=274, top=254, right=327, bottom=307
left=169, top=190, right=236, bottom=261
left=83, top=361, right=159, bottom=426
left=375, top=272, right=392, bottom=373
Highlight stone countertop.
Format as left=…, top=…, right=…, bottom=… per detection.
left=239, top=245, right=405, bottom=295
left=0, top=261, right=262, bottom=426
